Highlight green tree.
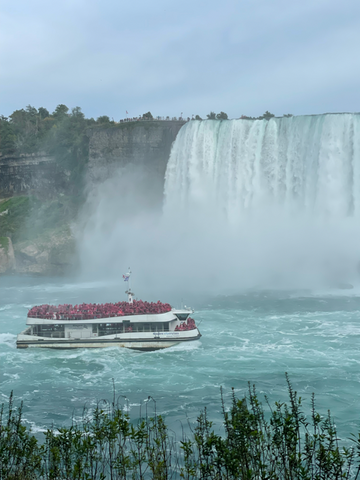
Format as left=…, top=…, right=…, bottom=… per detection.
left=96, top=115, right=112, bottom=124
left=259, top=110, right=275, bottom=120
left=38, top=107, right=50, bottom=119
left=216, top=111, right=228, bottom=120
left=9, top=108, right=39, bottom=152
left=195, top=115, right=202, bottom=120
left=52, top=104, right=69, bottom=119
left=25, top=105, right=38, bottom=117
left=142, top=111, right=153, bottom=120
left=9, top=109, right=27, bottom=130
left=207, top=111, right=216, bottom=120
left=0, top=116, right=16, bottom=154
left=44, top=106, right=89, bottom=188
left=71, top=106, right=84, bottom=119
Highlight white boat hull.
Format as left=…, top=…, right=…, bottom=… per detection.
left=16, top=329, right=201, bottom=351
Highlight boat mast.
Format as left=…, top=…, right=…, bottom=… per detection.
left=124, top=268, right=134, bottom=304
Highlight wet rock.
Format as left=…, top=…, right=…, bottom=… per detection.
left=14, top=229, right=76, bottom=275
left=0, top=237, right=16, bottom=273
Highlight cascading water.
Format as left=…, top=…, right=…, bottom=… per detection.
left=164, top=114, right=360, bottom=220
left=163, top=115, right=360, bottom=289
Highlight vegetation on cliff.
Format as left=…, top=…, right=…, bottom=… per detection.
left=1, top=377, right=360, bottom=479
left=206, top=111, right=229, bottom=120
left=0, top=105, right=95, bottom=190
left=204, top=110, right=278, bottom=121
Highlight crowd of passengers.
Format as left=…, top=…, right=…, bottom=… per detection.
left=175, top=317, right=196, bottom=331
left=28, top=300, right=172, bottom=320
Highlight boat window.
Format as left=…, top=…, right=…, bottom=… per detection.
left=36, top=324, right=65, bottom=338
left=175, top=313, right=189, bottom=321
left=98, top=323, right=124, bottom=335
left=163, top=323, right=169, bottom=331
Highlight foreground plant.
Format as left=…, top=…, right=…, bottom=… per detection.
left=1, top=375, right=360, bottom=479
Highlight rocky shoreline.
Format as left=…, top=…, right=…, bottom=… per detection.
left=0, top=231, right=76, bottom=275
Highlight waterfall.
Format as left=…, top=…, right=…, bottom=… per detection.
left=77, top=114, right=360, bottom=292
left=164, top=114, right=360, bottom=221
left=162, top=114, right=360, bottom=290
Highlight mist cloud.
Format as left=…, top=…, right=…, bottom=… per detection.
left=77, top=162, right=360, bottom=300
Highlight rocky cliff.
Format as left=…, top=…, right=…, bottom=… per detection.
left=0, top=153, right=71, bottom=198
left=14, top=227, right=76, bottom=275
left=86, top=120, right=185, bottom=206
left=0, top=120, right=185, bottom=275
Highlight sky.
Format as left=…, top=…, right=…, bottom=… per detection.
left=1, top=0, right=360, bottom=121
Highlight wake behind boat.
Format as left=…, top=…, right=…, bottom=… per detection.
left=16, top=273, right=201, bottom=350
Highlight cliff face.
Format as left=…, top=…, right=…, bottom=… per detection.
left=0, top=121, right=185, bottom=275
left=0, top=121, right=185, bottom=200
left=0, top=153, right=71, bottom=198
left=86, top=121, right=185, bottom=206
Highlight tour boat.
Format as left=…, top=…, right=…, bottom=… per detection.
left=16, top=284, right=201, bottom=351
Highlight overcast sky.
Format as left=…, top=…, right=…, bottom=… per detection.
left=1, top=0, right=360, bottom=120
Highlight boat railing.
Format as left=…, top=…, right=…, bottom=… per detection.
left=28, top=313, right=123, bottom=320
left=27, top=312, right=168, bottom=320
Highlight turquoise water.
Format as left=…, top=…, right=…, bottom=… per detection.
left=1, top=275, right=360, bottom=443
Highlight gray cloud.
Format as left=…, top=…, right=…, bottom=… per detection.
left=1, top=0, right=360, bottom=118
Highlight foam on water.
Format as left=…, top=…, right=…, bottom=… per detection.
left=0, top=333, right=16, bottom=348
left=0, top=305, right=13, bottom=311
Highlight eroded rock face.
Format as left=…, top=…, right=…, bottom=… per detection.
left=14, top=231, right=76, bottom=275
left=86, top=121, right=185, bottom=208
left=0, top=153, right=71, bottom=198
left=0, top=237, right=16, bottom=273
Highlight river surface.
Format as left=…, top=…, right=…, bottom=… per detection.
left=1, top=275, right=360, bottom=444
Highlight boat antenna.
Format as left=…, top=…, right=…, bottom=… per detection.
left=124, top=268, right=134, bottom=304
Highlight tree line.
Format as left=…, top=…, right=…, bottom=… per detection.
left=1, top=377, right=360, bottom=480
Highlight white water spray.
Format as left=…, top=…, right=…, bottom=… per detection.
left=79, top=115, right=360, bottom=293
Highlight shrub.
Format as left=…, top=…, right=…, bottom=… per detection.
left=1, top=376, right=360, bottom=479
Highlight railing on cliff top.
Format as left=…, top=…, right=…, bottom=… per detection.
left=118, top=116, right=189, bottom=123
